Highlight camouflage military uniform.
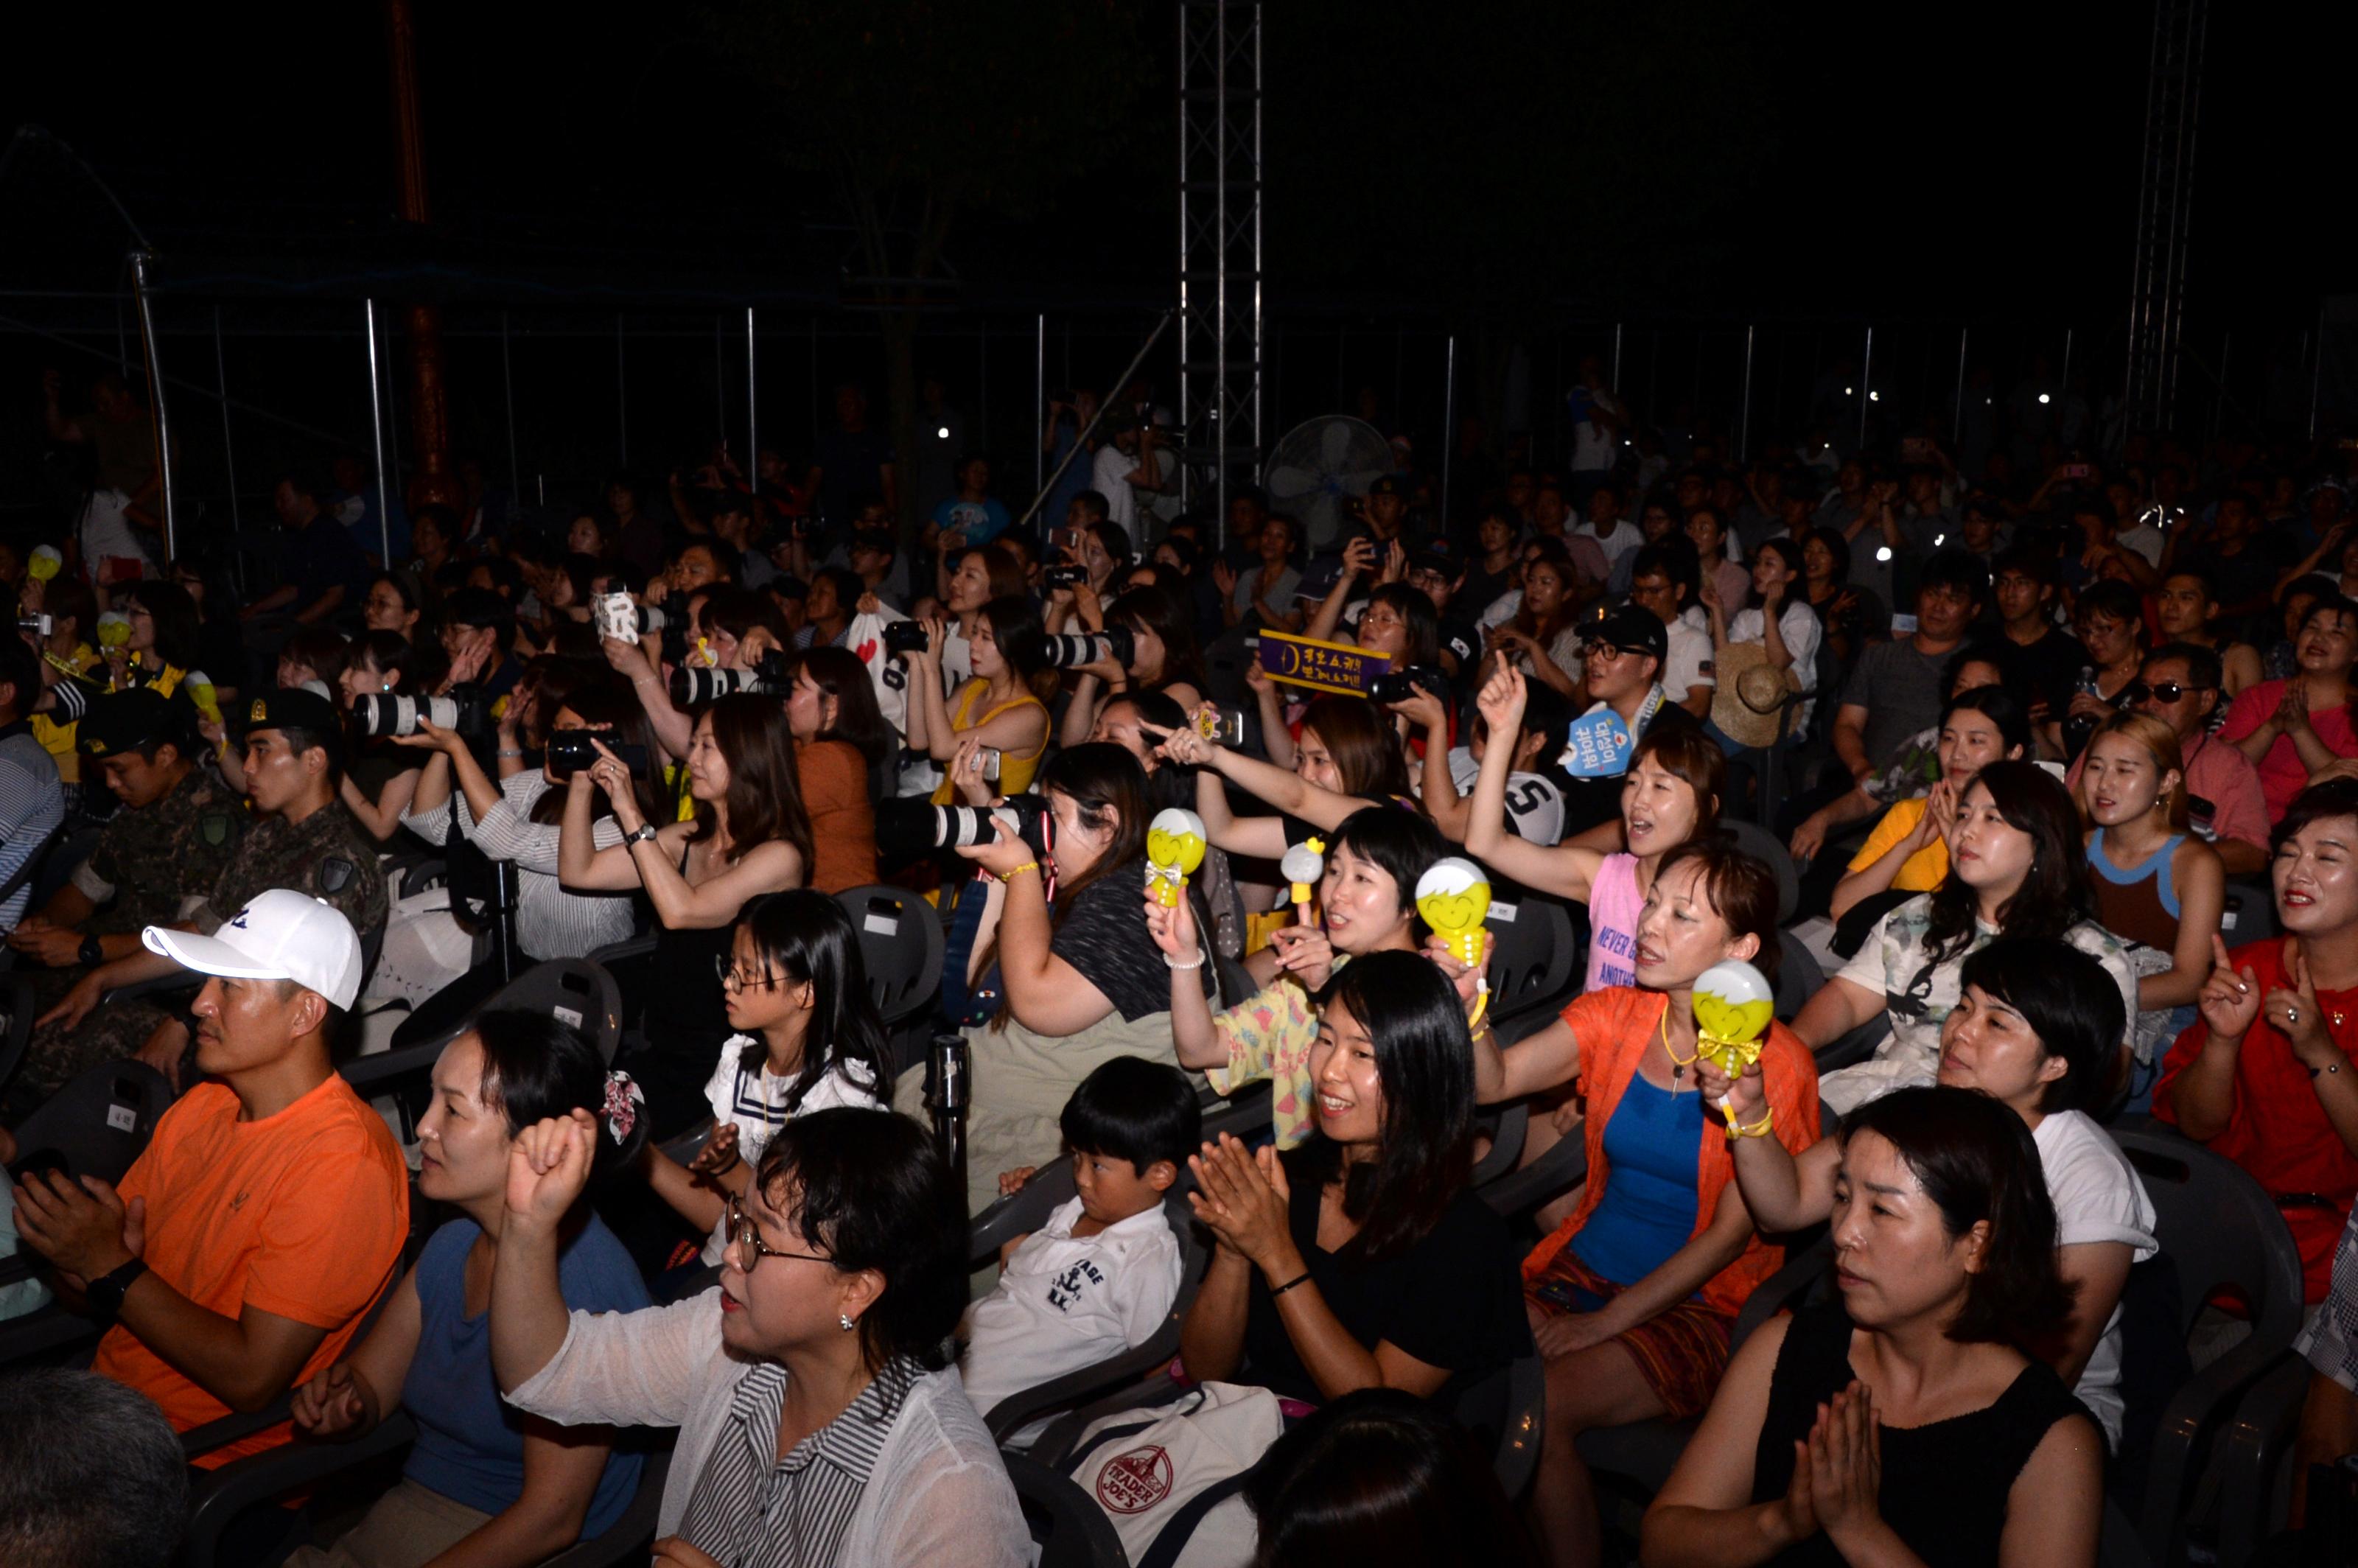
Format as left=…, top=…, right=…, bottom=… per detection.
left=3, top=800, right=383, bottom=1121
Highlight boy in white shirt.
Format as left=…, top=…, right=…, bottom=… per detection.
left=961, top=1057, right=1199, bottom=1441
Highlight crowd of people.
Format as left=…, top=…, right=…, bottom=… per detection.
left=5, top=359, right=2358, bottom=1567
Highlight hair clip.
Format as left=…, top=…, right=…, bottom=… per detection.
left=603, top=1071, right=645, bottom=1144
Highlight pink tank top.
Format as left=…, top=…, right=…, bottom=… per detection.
left=1585, top=853, right=1645, bottom=990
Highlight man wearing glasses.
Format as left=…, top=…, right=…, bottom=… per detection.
left=2065, top=640, right=2270, bottom=879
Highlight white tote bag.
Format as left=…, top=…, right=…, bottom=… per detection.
left=1063, top=1381, right=1285, bottom=1568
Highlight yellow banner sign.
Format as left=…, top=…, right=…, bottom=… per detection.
left=1255, top=631, right=1393, bottom=696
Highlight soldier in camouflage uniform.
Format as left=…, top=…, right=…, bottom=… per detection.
left=3, top=690, right=246, bottom=1117
left=5, top=690, right=386, bottom=1119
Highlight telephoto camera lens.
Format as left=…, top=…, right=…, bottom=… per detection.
left=1040, top=626, right=1135, bottom=670
left=353, top=693, right=459, bottom=738
left=669, top=665, right=777, bottom=706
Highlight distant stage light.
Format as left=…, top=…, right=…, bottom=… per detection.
left=1876, top=546, right=1894, bottom=562
left=937, top=426, right=951, bottom=439
left=2037, top=393, right=2051, bottom=405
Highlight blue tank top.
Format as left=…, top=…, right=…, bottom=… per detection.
left=400, top=1217, right=650, bottom=1536
left=1570, top=1071, right=1704, bottom=1287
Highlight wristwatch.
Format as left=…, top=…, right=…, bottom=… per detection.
left=79, top=934, right=104, bottom=967
left=87, top=1256, right=148, bottom=1320
left=626, top=823, right=661, bottom=847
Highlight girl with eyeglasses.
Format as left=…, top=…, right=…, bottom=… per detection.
left=639, top=892, right=889, bottom=1262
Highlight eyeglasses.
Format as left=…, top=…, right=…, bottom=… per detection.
left=2126, top=681, right=2214, bottom=704
left=714, top=956, right=785, bottom=992
left=724, top=1194, right=830, bottom=1271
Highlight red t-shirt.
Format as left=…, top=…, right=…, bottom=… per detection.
left=2219, top=678, right=2358, bottom=822
left=2153, top=936, right=2358, bottom=1301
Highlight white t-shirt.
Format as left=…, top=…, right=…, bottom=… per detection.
left=1662, top=606, right=1715, bottom=707
left=1726, top=601, right=1825, bottom=729
left=2113, top=522, right=2166, bottom=567
left=1573, top=519, right=1643, bottom=566
left=1445, top=746, right=1566, bottom=847
left=1570, top=389, right=1625, bottom=472
left=960, top=1197, right=1182, bottom=1444
left=1090, top=444, right=1141, bottom=532
left=2033, top=1110, right=2159, bottom=1452
left=696, top=1041, right=884, bottom=1262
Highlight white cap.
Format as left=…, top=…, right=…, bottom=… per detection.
left=143, top=889, right=365, bottom=1010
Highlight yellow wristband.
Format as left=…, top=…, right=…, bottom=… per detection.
left=998, top=861, right=1041, bottom=883
left=1729, top=1109, right=1775, bottom=1140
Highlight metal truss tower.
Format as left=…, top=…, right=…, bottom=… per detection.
left=1177, top=0, right=1263, bottom=542
left=2123, top=0, right=2207, bottom=432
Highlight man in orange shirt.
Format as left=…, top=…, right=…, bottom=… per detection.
left=8, top=889, right=407, bottom=1465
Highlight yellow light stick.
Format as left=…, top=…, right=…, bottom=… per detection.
left=1145, top=808, right=1208, bottom=909
left=27, top=545, right=61, bottom=582
left=183, top=671, right=220, bottom=725
left=1692, top=959, right=1777, bottom=1130
left=1416, top=857, right=1493, bottom=1028
left=97, top=611, right=131, bottom=649
left=1280, top=838, right=1325, bottom=917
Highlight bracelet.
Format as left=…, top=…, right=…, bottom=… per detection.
left=1164, top=951, right=1206, bottom=971
left=998, top=861, right=1040, bottom=883
left=2314, top=1060, right=2343, bottom=1080
left=496, top=749, right=524, bottom=759
left=1269, top=1270, right=1313, bottom=1298
left=1729, top=1109, right=1775, bottom=1139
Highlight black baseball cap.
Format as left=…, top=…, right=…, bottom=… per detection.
left=237, top=687, right=344, bottom=740
left=1586, top=603, right=1668, bottom=665
left=1367, top=474, right=1405, bottom=500
left=80, top=688, right=183, bottom=759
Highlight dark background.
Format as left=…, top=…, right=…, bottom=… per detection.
left=1, top=1, right=2349, bottom=527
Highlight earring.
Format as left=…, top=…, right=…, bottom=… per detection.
left=839, top=1312, right=856, bottom=1333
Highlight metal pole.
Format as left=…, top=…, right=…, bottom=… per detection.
left=1953, top=326, right=1969, bottom=443
left=2311, top=299, right=2329, bottom=441
left=1034, top=312, right=1046, bottom=497
left=615, top=313, right=629, bottom=466
left=120, top=253, right=180, bottom=563
left=2061, top=327, right=2074, bottom=388
left=1013, top=310, right=1175, bottom=536
left=2213, top=331, right=2230, bottom=438
left=1858, top=326, right=1875, bottom=448
left=500, top=311, right=519, bottom=508
left=1738, top=324, right=1756, bottom=461
left=1441, top=334, right=1458, bottom=524
left=746, top=308, right=759, bottom=500
left=365, top=299, right=391, bottom=565
left=212, top=305, right=238, bottom=535
left=1610, top=322, right=1623, bottom=393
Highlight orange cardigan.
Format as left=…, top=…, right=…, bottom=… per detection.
left=1522, top=987, right=1822, bottom=1318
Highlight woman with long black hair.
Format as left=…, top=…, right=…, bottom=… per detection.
left=1057, top=581, right=1211, bottom=747
left=1178, top=951, right=1530, bottom=1406
left=1797, top=759, right=2140, bottom=1116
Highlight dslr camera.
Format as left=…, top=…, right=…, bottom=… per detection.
left=1042, top=564, right=1087, bottom=589
left=1370, top=665, right=1451, bottom=706
left=932, top=794, right=1052, bottom=856
left=1040, top=626, right=1135, bottom=671
left=595, top=592, right=667, bottom=642
left=17, top=614, right=52, bottom=637
left=545, top=728, right=651, bottom=780
left=671, top=650, right=789, bottom=707
left=354, top=686, right=493, bottom=739
left=885, top=620, right=931, bottom=657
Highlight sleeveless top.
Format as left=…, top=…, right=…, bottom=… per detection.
left=641, top=842, right=740, bottom=1122
left=1750, top=1303, right=2089, bottom=1567
left=931, top=680, right=1048, bottom=802
left=2085, top=827, right=2184, bottom=953
left=1584, top=853, right=1645, bottom=990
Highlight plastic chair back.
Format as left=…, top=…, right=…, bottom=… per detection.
left=5, top=1060, right=172, bottom=1186
left=834, top=884, right=946, bottom=1028
left=2221, top=883, right=2277, bottom=946
left=1723, top=819, right=1800, bottom=926
left=1774, top=942, right=1823, bottom=1023
left=1485, top=895, right=1577, bottom=1023
left=346, top=960, right=623, bottom=1132
left=1002, top=1449, right=1134, bottom=1568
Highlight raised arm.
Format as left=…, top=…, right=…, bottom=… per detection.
left=1463, top=662, right=1603, bottom=900
left=1143, top=885, right=1227, bottom=1071
left=1696, top=1058, right=1837, bottom=1233
left=1304, top=539, right=1376, bottom=645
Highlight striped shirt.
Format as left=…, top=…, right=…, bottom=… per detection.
left=676, top=1356, right=923, bottom=1568
left=399, top=771, right=637, bottom=959
left=0, top=725, right=65, bottom=930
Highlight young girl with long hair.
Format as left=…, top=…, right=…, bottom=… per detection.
left=1057, top=581, right=1211, bottom=747
left=783, top=646, right=890, bottom=893
left=638, top=891, right=890, bottom=1259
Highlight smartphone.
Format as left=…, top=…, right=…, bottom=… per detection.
left=2061, top=463, right=2092, bottom=480
left=1889, top=613, right=1920, bottom=634
left=976, top=747, right=1002, bottom=782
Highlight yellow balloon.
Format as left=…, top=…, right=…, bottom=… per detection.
left=1415, top=858, right=1491, bottom=966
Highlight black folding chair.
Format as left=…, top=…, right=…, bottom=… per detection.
left=1484, top=895, right=1578, bottom=1023
left=345, top=959, right=623, bottom=1138
left=833, top=883, right=948, bottom=1029
left=1002, top=1449, right=1133, bottom=1568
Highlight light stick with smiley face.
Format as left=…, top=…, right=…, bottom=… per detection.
left=1145, top=808, right=1208, bottom=909
left=1691, top=959, right=1776, bottom=1129
left=1416, top=857, right=1493, bottom=1028
left=1280, top=837, right=1325, bottom=920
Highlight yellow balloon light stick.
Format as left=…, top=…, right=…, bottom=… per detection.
left=27, top=545, right=62, bottom=582
left=1145, top=808, right=1208, bottom=909
left=97, top=611, right=132, bottom=650
left=1416, top=857, right=1493, bottom=1028
left=183, top=671, right=220, bottom=725
left=1280, top=838, right=1325, bottom=919
left=1692, top=959, right=1777, bottom=1130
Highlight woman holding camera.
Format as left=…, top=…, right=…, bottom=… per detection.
left=563, top=692, right=814, bottom=1136
left=604, top=585, right=788, bottom=770
left=905, top=742, right=1206, bottom=1216
left=385, top=684, right=653, bottom=1004
left=898, top=593, right=1052, bottom=805
left=784, top=647, right=891, bottom=894
left=1056, top=582, right=1211, bottom=749
left=338, top=630, right=433, bottom=844
left=1487, top=541, right=1586, bottom=697
left=932, top=542, right=1030, bottom=690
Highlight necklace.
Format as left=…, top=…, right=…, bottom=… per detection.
left=1659, top=1004, right=1699, bottom=1091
